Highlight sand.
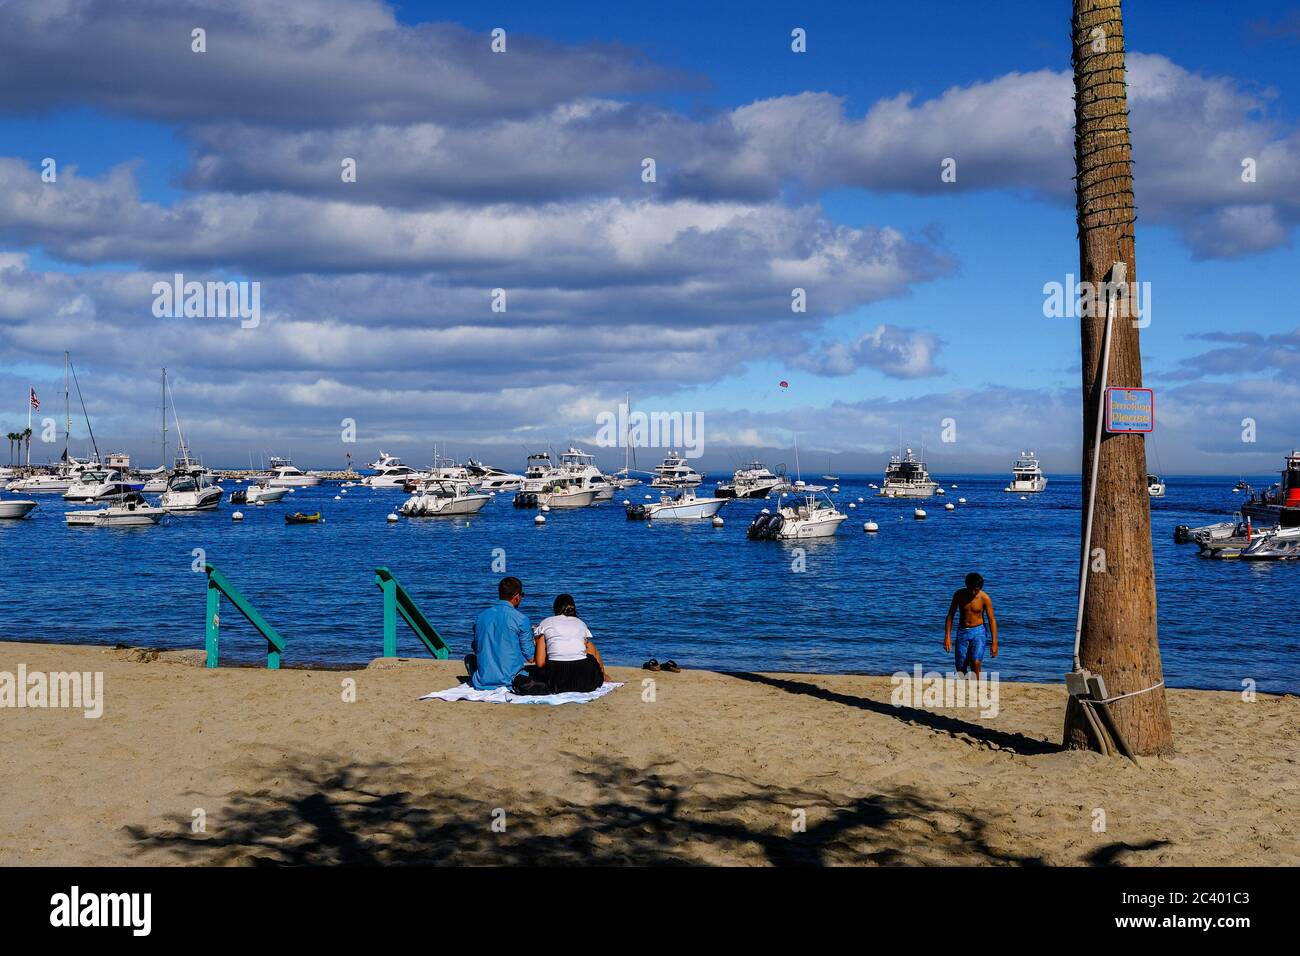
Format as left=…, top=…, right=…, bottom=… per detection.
left=0, top=640, right=1295, bottom=866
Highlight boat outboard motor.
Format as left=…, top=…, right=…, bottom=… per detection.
left=625, top=502, right=647, bottom=520
left=747, top=513, right=772, bottom=539
left=230, top=489, right=248, bottom=504
left=513, top=492, right=539, bottom=509
left=1173, top=524, right=1192, bottom=543
left=764, top=513, right=784, bottom=539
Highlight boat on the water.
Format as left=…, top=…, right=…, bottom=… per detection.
left=748, top=483, right=846, bottom=539
left=557, top=446, right=614, bottom=502
left=650, top=451, right=703, bottom=489
left=362, top=452, right=422, bottom=489
left=266, top=457, right=323, bottom=487
left=1147, top=474, right=1166, bottom=498
left=625, top=487, right=727, bottom=521
left=1004, top=452, right=1048, bottom=493
left=716, top=460, right=788, bottom=499
left=466, top=458, right=524, bottom=492
left=0, top=497, right=38, bottom=519
left=878, top=448, right=938, bottom=498
left=1241, top=525, right=1300, bottom=561
left=284, top=512, right=324, bottom=524
left=65, top=492, right=164, bottom=527
left=1241, top=451, right=1300, bottom=523
left=62, top=468, right=136, bottom=503
left=159, top=467, right=223, bottom=512
left=399, top=479, right=491, bottom=517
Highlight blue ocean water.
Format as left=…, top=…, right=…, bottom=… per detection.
left=1, top=474, right=1295, bottom=693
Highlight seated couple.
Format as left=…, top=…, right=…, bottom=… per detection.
left=467, top=576, right=610, bottom=695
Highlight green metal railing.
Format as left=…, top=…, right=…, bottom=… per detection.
left=374, top=566, right=450, bottom=659
left=204, top=564, right=287, bottom=668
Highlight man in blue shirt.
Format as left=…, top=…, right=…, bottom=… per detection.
left=468, top=576, right=539, bottom=691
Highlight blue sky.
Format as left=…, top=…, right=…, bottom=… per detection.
left=1, top=0, right=1298, bottom=475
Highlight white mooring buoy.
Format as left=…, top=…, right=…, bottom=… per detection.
left=232, top=511, right=244, bottom=521
left=945, top=502, right=955, bottom=511
left=914, top=508, right=927, bottom=520
left=863, top=521, right=879, bottom=532
left=711, top=516, right=724, bottom=527
left=958, top=497, right=967, bottom=504
left=386, top=512, right=398, bottom=522
left=534, top=514, right=546, bottom=525
left=541, top=504, right=551, bottom=513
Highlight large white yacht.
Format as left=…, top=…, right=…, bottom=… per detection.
left=878, top=448, right=938, bottom=498
left=716, top=460, right=788, bottom=499
left=557, top=446, right=614, bottom=501
left=62, top=468, right=136, bottom=503
left=748, top=484, right=846, bottom=539
left=466, top=459, right=525, bottom=492
left=1004, top=452, right=1048, bottom=493
left=159, top=467, right=224, bottom=512
left=266, top=457, right=323, bottom=487
left=362, top=452, right=421, bottom=489
left=6, top=457, right=95, bottom=494
left=650, top=451, right=703, bottom=489
left=399, top=478, right=491, bottom=517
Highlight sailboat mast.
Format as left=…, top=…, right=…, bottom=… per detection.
left=63, top=351, right=70, bottom=460
left=160, top=368, right=168, bottom=469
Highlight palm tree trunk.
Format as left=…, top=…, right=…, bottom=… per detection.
left=1065, top=0, right=1173, bottom=755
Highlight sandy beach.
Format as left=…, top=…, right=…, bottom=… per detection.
left=0, top=639, right=1295, bottom=866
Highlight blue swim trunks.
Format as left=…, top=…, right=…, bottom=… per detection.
left=954, top=625, right=987, bottom=671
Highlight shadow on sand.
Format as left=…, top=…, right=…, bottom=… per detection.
left=125, top=752, right=1053, bottom=866
left=724, top=671, right=1061, bottom=757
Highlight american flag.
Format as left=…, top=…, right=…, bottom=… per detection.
left=29, top=387, right=39, bottom=410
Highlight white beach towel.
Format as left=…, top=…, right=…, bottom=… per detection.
left=419, top=681, right=624, bottom=706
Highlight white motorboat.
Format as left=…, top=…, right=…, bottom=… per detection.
left=650, top=451, right=703, bottom=489
left=362, top=452, right=421, bottom=489
left=1147, top=474, right=1166, bottom=498
left=266, top=457, right=323, bottom=487
left=534, top=475, right=597, bottom=509
left=557, top=446, right=614, bottom=501
left=62, top=468, right=136, bottom=503
left=625, top=487, right=727, bottom=521
left=1004, top=452, right=1048, bottom=493
left=6, top=457, right=94, bottom=494
left=879, top=448, right=938, bottom=498
left=466, top=459, right=525, bottom=492
left=137, top=467, right=170, bottom=494
left=748, top=484, right=846, bottom=539
left=246, top=482, right=288, bottom=504
left=399, top=479, right=491, bottom=517
left=65, top=492, right=165, bottom=527
left=159, top=467, right=223, bottom=512
left=0, top=497, right=38, bottom=519
left=716, top=460, right=789, bottom=499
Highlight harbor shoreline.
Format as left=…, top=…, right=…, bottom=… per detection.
left=1, top=639, right=1295, bottom=866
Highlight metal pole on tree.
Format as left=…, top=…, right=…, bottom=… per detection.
left=1064, top=0, right=1173, bottom=755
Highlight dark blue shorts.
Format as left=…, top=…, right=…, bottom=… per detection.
left=955, top=625, right=987, bottom=671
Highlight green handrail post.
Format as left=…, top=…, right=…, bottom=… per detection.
left=204, top=564, right=288, bottom=669
left=373, top=567, right=450, bottom=659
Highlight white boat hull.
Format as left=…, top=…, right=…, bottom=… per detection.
left=1004, top=478, right=1048, bottom=493
left=400, top=493, right=490, bottom=517
left=878, top=484, right=937, bottom=498
left=776, top=514, right=847, bottom=538
left=646, top=497, right=727, bottom=520
left=246, top=486, right=288, bottom=504
left=6, top=477, right=75, bottom=493
left=538, top=488, right=597, bottom=509
left=0, top=499, right=38, bottom=519
left=66, top=507, right=165, bottom=527
left=268, top=475, right=323, bottom=487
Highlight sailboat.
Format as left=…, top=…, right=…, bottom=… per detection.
left=158, top=370, right=224, bottom=512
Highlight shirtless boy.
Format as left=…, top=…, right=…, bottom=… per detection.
left=944, top=572, right=998, bottom=675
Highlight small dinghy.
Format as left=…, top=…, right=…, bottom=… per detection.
left=284, top=511, right=323, bottom=524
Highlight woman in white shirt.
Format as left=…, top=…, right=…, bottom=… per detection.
left=533, top=594, right=609, bottom=693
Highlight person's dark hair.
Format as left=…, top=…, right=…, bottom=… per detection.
left=498, top=576, right=523, bottom=600
left=553, top=593, right=577, bottom=616
left=965, top=572, right=984, bottom=590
